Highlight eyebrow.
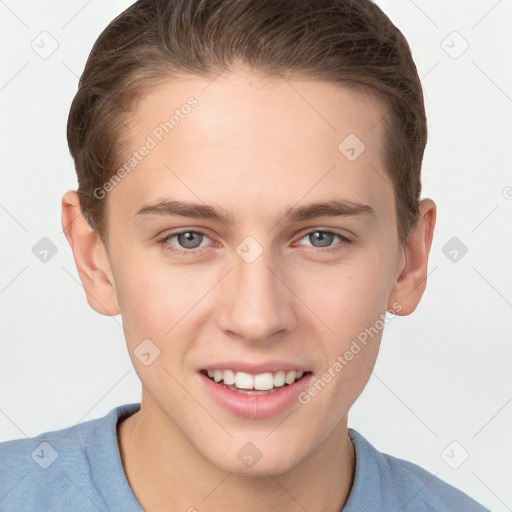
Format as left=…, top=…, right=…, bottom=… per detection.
left=135, top=198, right=375, bottom=225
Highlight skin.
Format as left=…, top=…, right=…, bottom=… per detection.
left=62, top=70, right=436, bottom=512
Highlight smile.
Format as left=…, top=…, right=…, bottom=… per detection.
left=198, top=367, right=313, bottom=418
left=202, top=369, right=307, bottom=394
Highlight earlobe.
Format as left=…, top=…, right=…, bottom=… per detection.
left=61, top=190, right=120, bottom=316
left=387, top=198, right=437, bottom=316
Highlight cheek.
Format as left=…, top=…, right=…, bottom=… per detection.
left=296, top=251, right=393, bottom=396
left=299, top=252, right=393, bottom=341
left=112, top=259, right=204, bottom=391
left=111, top=250, right=220, bottom=346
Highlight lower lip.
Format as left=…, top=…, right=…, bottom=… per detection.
left=198, top=371, right=314, bottom=419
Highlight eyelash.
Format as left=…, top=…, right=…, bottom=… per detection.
left=158, top=229, right=352, bottom=257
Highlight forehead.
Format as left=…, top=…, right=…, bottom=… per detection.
left=130, top=70, right=388, bottom=149
left=108, top=71, right=393, bottom=224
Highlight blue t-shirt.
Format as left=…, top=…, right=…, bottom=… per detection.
left=0, top=402, right=489, bottom=511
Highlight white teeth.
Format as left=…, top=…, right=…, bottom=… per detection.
left=234, top=371, right=253, bottom=389
left=205, top=368, right=306, bottom=390
left=285, top=371, right=297, bottom=385
left=253, top=372, right=274, bottom=391
left=222, top=369, right=235, bottom=385
left=273, top=371, right=286, bottom=387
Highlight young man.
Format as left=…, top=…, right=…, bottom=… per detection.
left=0, top=0, right=489, bottom=510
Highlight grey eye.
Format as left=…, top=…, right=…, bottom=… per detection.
left=307, top=231, right=335, bottom=248
left=176, top=231, right=204, bottom=249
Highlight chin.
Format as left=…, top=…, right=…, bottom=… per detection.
left=202, top=441, right=306, bottom=477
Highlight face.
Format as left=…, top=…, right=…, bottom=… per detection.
left=101, top=70, right=405, bottom=475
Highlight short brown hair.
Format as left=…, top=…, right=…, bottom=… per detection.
left=67, top=0, right=427, bottom=245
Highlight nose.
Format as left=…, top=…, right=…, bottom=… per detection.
left=216, top=246, right=296, bottom=345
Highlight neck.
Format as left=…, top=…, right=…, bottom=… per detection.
left=118, top=395, right=355, bottom=512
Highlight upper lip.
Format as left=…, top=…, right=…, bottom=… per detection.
left=200, top=361, right=311, bottom=374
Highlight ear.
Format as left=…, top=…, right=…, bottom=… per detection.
left=61, top=190, right=120, bottom=316
left=387, top=198, right=436, bottom=316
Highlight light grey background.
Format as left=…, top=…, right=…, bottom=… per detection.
left=0, top=1, right=511, bottom=510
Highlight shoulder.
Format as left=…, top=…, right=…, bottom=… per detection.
left=0, top=403, right=141, bottom=512
left=0, top=415, right=102, bottom=511
left=345, top=429, right=490, bottom=512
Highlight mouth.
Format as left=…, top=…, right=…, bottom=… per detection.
left=200, top=368, right=312, bottom=395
